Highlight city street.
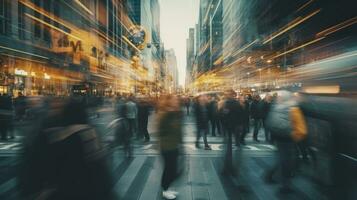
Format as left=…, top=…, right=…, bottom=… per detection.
left=0, top=107, right=328, bottom=200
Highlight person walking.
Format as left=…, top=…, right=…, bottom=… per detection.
left=126, top=95, right=138, bottom=138
left=14, top=92, right=27, bottom=121
left=157, top=95, right=183, bottom=200
left=208, top=96, right=221, bottom=136
left=262, top=94, right=273, bottom=142
left=194, top=94, right=211, bottom=150
left=251, top=95, right=264, bottom=142
left=0, top=94, right=13, bottom=140
left=184, top=97, right=191, bottom=115
left=19, top=98, right=116, bottom=200
left=239, top=95, right=250, bottom=145
left=264, top=91, right=307, bottom=193
left=110, top=98, right=132, bottom=159
left=137, top=98, right=151, bottom=142
left=219, top=90, right=242, bottom=175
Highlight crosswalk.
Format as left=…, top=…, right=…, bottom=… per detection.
left=0, top=139, right=276, bottom=156
left=0, top=152, right=328, bottom=200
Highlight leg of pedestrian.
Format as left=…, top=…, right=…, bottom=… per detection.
left=203, top=128, right=211, bottom=150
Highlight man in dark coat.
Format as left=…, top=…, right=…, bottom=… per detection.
left=207, top=96, right=221, bottom=136
left=251, top=95, right=264, bottom=142
left=137, top=98, right=151, bottom=142
left=194, top=95, right=211, bottom=150
left=219, top=90, right=243, bottom=175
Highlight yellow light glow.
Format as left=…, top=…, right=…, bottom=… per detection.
left=303, top=85, right=340, bottom=94
left=263, top=9, right=321, bottom=44
left=74, top=0, right=94, bottom=15
left=272, top=37, right=325, bottom=59
left=25, top=14, right=82, bottom=41
left=316, top=16, right=357, bottom=37
left=0, top=45, right=48, bottom=59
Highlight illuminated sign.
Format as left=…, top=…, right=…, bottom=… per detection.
left=14, top=68, right=28, bottom=76
left=44, top=73, right=51, bottom=80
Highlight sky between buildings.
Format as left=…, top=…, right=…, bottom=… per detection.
left=159, top=0, right=199, bottom=86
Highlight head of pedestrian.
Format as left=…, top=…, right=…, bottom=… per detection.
left=224, top=89, right=236, bottom=98
left=158, top=95, right=180, bottom=112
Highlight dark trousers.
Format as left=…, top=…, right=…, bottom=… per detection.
left=161, top=149, right=179, bottom=190
left=196, top=126, right=209, bottom=147
left=185, top=105, right=190, bottom=115
left=266, top=139, right=296, bottom=188
left=0, top=118, right=11, bottom=140
left=138, top=117, right=150, bottom=140
left=210, top=118, right=221, bottom=136
left=240, top=120, right=249, bottom=143
left=234, top=125, right=243, bottom=146
left=253, top=118, right=263, bottom=140
left=262, top=120, right=270, bottom=142
left=128, top=118, right=136, bottom=136
left=224, top=127, right=235, bottom=174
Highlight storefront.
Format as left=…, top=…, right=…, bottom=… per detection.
left=0, top=55, right=84, bottom=96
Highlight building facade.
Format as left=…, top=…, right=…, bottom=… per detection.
left=0, top=0, right=134, bottom=96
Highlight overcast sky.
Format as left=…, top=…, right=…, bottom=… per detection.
left=159, top=0, right=199, bottom=86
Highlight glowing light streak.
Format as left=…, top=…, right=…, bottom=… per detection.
left=263, top=9, right=321, bottom=44
left=316, top=16, right=357, bottom=37
left=0, top=45, right=48, bottom=59
left=25, top=14, right=82, bottom=41
left=296, top=0, right=314, bottom=13
left=272, top=37, right=325, bottom=59
left=232, top=39, right=258, bottom=57
left=74, top=0, right=94, bottom=15
left=0, top=53, right=47, bottom=63
left=20, top=0, right=72, bottom=31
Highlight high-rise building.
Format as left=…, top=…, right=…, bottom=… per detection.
left=126, top=0, right=163, bottom=94
left=0, top=0, right=131, bottom=96
left=165, top=49, right=178, bottom=93
left=196, top=0, right=223, bottom=74
left=185, top=28, right=195, bottom=88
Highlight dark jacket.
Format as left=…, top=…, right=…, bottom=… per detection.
left=159, top=111, right=183, bottom=151
left=251, top=99, right=265, bottom=119
left=19, top=125, right=114, bottom=200
left=194, top=101, right=209, bottom=129
left=220, top=98, right=243, bottom=130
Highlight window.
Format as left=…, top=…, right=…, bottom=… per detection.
left=0, top=0, right=11, bottom=35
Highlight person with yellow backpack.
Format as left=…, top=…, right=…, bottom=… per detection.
left=263, top=90, right=307, bottom=193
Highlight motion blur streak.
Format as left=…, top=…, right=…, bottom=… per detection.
left=0, top=0, right=356, bottom=200
left=263, top=9, right=321, bottom=44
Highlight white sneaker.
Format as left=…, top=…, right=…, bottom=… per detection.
left=167, top=190, right=179, bottom=196
left=162, top=190, right=176, bottom=199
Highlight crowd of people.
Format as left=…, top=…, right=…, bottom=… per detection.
left=0, top=90, right=315, bottom=199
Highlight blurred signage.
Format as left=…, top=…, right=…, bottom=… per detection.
left=52, top=32, right=83, bottom=65
left=14, top=68, right=28, bottom=76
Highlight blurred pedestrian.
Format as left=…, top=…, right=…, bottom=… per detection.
left=0, top=94, right=13, bottom=140
left=239, top=95, right=250, bottom=145
left=194, top=94, right=211, bottom=150
left=18, top=98, right=115, bottom=200
left=219, top=90, right=242, bottom=175
left=262, top=94, right=273, bottom=142
left=264, top=91, right=307, bottom=193
left=126, top=95, right=138, bottom=138
left=137, top=98, right=151, bottom=142
left=158, top=95, right=183, bottom=200
left=110, top=97, right=132, bottom=159
left=208, top=96, right=221, bottom=136
left=251, top=95, right=264, bottom=142
left=184, top=97, right=190, bottom=115
left=14, top=92, right=27, bottom=121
